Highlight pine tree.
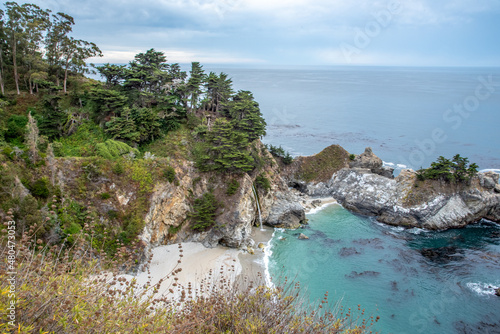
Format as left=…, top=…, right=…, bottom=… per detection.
left=105, top=107, right=140, bottom=143
left=187, top=62, right=205, bottom=112
left=204, top=118, right=254, bottom=173
left=224, top=90, right=266, bottom=142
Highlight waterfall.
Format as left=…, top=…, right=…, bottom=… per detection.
left=251, top=184, right=265, bottom=231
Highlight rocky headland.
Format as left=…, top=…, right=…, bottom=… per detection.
left=284, top=146, right=500, bottom=230
left=140, top=143, right=500, bottom=252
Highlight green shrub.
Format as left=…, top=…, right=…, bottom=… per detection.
left=266, top=144, right=293, bottom=165
left=418, top=154, right=478, bottom=183
left=226, top=179, right=240, bottom=196
left=255, top=174, right=271, bottom=192
left=5, top=115, right=28, bottom=142
left=1, top=146, right=14, bottom=160
left=112, top=161, right=125, bottom=175
left=101, top=192, right=111, bottom=200
left=96, top=139, right=139, bottom=160
left=282, top=152, right=293, bottom=165
left=130, top=161, right=154, bottom=193
left=190, top=191, right=220, bottom=231
left=51, top=142, right=64, bottom=157
left=107, top=210, right=119, bottom=219
left=163, top=165, right=176, bottom=183
left=63, top=222, right=82, bottom=244
left=31, top=177, right=50, bottom=198
left=349, top=153, right=356, bottom=161
left=55, top=121, right=108, bottom=157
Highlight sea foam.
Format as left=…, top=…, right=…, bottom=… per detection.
left=466, top=282, right=499, bottom=297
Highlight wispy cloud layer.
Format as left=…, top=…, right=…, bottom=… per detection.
left=20, top=0, right=500, bottom=66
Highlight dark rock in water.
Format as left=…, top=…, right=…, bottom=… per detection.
left=420, top=246, right=464, bottom=263
left=339, top=247, right=362, bottom=256
left=390, top=281, right=399, bottom=291
left=455, top=319, right=500, bottom=334
left=496, top=288, right=500, bottom=297
left=298, top=233, right=309, bottom=240
left=322, top=238, right=342, bottom=246
left=352, top=237, right=384, bottom=249
left=346, top=271, right=380, bottom=279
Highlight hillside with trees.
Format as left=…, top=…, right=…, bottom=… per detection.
left=0, top=3, right=374, bottom=334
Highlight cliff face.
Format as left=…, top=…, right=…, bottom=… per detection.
left=291, top=147, right=500, bottom=230
left=329, top=168, right=500, bottom=229
left=141, top=143, right=306, bottom=249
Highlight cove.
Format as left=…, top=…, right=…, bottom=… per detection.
left=267, top=204, right=500, bottom=333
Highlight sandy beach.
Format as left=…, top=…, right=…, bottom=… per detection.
left=120, top=196, right=336, bottom=297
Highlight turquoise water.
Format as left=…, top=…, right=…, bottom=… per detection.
left=200, top=66, right=500, bottom=333
left=267, top=204, right=500, bottom=333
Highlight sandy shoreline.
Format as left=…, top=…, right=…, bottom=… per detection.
left=123, top=196, right=337, bottom=296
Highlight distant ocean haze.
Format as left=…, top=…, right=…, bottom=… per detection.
left=205, top=66, right=500, bottom=172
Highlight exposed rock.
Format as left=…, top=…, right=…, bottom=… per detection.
left=141, top=142, right=306, bottom=250
left=496, top=288, right=500, bottom=297
left=282, top=145, right=499, bottom=230
left=479, top=171, right=499, bottom=190
left=373, top=166, right=395, bottom=179
left=327, top=168, right=500, bottom=229
left=349, top=147, right=381, bottom=169
left=258, top=242, right=265, bottom=249
left=13, top=176, right=30, bottom=199
left=298, top=233, right=309, bottom=240
left=264, top=192, right=305, bottom=229
left=247, top=247, right=255, bottom=255
left=349, top=147, right=394, bottom=178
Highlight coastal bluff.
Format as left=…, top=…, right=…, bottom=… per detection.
left=284, top=146, right=500, bottom=230
left=141, top=141, right=306, bottom=250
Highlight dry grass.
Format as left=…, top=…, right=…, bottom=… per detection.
left=1, top=211, right=377, bottom=334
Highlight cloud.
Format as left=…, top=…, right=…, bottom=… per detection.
left=14, top=0, right=500, bottom=67
left=90, top=48, right=264, bottom=64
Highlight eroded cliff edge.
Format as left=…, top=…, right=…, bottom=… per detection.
left=283, top=146, right=500, bottom=230
left=141, top=142, right=306, bottom=249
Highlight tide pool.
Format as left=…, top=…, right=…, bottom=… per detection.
left=267, top=204, right=500, bottom=333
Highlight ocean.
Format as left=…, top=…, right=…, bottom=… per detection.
left=207, top=66, right=500, bottom=173
left=206, top=66, right=500, bottom=334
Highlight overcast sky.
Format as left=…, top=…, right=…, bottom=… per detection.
left=23, top=0, right=500, bottom=67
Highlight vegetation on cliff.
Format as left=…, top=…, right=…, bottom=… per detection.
left=416, top=154, right=478, bottom=183
left=0, top=0, right=268, bottom=252
left=0, top=224, right=374, bottom=333
left=0, top=3, right=374, bottom=332
left=292, top=144, right=350, bottom=183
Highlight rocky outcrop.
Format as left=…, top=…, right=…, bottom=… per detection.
left=141, top=144, right=306, bottom=250
left=328, top=167, right=500, bottom=229
left=298, top=233, right=309, bottom=240
left=287, top=146, right=499, bottom=230
left=349, top=147, right=394, bottom=178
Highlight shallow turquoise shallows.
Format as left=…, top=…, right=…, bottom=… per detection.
left=267, top=204, right=500, bottom=334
